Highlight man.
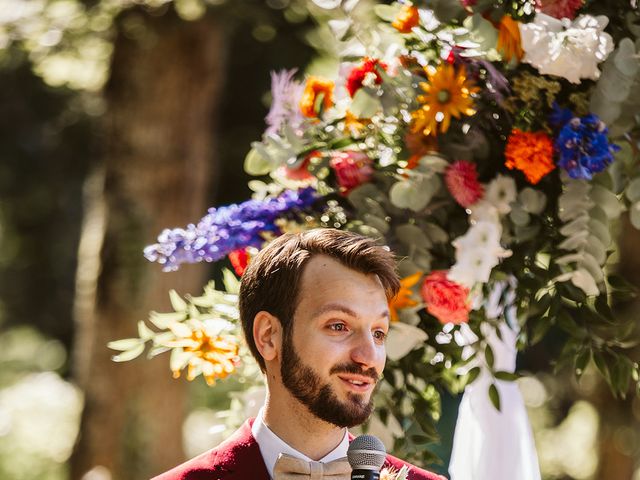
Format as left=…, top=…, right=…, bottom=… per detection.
left=154, top=229, right=445, bottom=480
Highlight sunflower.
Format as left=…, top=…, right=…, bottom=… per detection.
left=411, top=63, right=479, bottom=136
left=388, top=271, right=423, bottom=322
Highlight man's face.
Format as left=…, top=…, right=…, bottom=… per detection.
left=280, top=255, right=389, bottom=428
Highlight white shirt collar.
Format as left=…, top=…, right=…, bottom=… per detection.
left=251, top=407, right=350, bottom=479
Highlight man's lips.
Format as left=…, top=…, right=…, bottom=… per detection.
left=337, top=374, right=376, bottom=392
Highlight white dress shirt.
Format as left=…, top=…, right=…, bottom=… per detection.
left=251, top=407, right=350, bottom=479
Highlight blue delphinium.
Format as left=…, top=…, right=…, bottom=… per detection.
left=551, top=105, right=620, bottom=180
left=144, top=187, right=317, bottom=271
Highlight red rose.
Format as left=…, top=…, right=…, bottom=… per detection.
left=329, top=151, right=374, bottom=194
left=346, top=58, right=387, bottom=97
left=421, top=270, right=471, bottom=324
left=228, top=249, right=249, bottom=276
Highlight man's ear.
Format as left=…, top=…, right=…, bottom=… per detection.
left=253, top=311, right=282, bottom=363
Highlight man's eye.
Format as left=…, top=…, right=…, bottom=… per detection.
left=373, top=330, right=387, bottom=341
left=329, top=323, right=347, bottom=331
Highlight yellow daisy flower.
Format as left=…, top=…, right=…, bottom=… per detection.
left=411, top=63, right=479, bottom=136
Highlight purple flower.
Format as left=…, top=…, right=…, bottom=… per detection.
left=265, top=69, right=305, bottom=136
left=553, top=110, right=620, bottom=180
left=144, top=188, right=318, bottom=271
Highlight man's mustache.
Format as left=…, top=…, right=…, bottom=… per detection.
left=329, top=362, right=380, bottom=382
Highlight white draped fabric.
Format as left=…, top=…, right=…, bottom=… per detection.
left=449, top=282, right=541, bottom=480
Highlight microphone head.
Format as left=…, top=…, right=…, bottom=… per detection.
left=347, top=434, right=386, bottom=471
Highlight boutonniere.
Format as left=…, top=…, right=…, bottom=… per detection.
left=380, top=465, right=410, bottom=480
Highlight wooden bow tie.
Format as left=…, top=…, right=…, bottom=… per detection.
left=273, top=453, right=351, bottom=480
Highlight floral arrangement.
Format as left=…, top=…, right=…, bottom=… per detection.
left=110, top=0, right=640, bottom=464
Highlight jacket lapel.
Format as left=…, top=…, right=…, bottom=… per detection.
left=214, top=419, right=270, bottom=480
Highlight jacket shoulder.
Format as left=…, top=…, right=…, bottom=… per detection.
left=383, top=454, right=447, bottom=480
left=151, top=419, right=267, bottom=480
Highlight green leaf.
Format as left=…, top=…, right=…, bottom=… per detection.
left=107, top=338, right=143, bottom=351
left=485, top=344, right=494, bottom=369
left=389, top=176, right=440, bottom=212
left=244, top=146, right=273, bottom=176
left=530, top=317, right=552, bottom=345
left=574, top=348, right=591, bottom=378
left=373, top=4, right=401, bottom=22
left=350, top=88, right=382, bottom=118
left=593, top=351, right=610, bottom=381
left=463, top=14, right=498, bottom=51
left=489, top=383, right=501, bottom=411
left=112, top=343, right=145, bottom=362
left=630, top=201, right=640, bottom=229
left=169, top=290, right=188, bottom=312
left=495, top=371, right=519, bottom=381
left=625, top=177, right=640, bottom=203
left=467, top=366, right=481, bottom=385
left=395, top=223, right=432, bottom=249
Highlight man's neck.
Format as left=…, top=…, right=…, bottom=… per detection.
left=261, top=390, right=347, bottom=460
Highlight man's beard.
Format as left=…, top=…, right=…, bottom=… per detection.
left=280, top=334, right=379, bottom=428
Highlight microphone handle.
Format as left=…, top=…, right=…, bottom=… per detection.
left=351, top=470, right=380, bottom=480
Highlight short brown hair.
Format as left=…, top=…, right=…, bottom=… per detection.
left=239, top=228, right=400, bottom=371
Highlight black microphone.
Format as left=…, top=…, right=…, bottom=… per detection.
left=347, top=434, right=386, bottom=480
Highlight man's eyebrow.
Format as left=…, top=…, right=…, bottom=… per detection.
left=313, top=303, right=390, bottom=320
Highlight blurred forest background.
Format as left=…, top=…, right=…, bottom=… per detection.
left=0, top=0, right=639, bottom=479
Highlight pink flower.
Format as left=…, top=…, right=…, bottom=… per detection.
left=329, top=151, right=374, bottom=194
left=421, top=270, right=471, bottom=325
left=536, top=0, right=583, bottom=19
left=445, top=160, right=484, bottom=208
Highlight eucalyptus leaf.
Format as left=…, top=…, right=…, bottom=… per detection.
left=588, top=218, right=611, bottom=247
left=350, top=88, right=382, bottom=118
left=518, top=188, right=547, bottom=215
left=396, top=223, right=432, bottom=249
left=363, top=213, right=390, bottom=234
left=245, top=145, right=274, bottom=176
left=590, top=185, right=622, bottom=219
left=373, top=4, right=401, bottom=22
left=630, top=201, right=640, bottom=229
left=626, top=177, right=640, bottom=203
left=463, top=14, right=498, bottom=52
left=423, top=222, right=448, bottom=244
left=613, top=38, right=639, bottom=77
left=389, top=177, right=437, bottom=212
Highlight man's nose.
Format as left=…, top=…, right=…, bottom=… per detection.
left=350, top=330, right=380, bottom=370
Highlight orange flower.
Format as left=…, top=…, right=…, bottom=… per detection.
left=505, top=129, right=555, bottom=184
left=497, top=15, right=524, bottom=63
left=421, top=270, right=470, bottom=325
left=404, top=130, right=438, bottom=169
left=388, top=271, right=423, bottom=322
left=392, top=5, right=420, bottom=33
left=411, top=63, right=479, bottom=136
left=173, top=328, right=240, bottom=386
left=344, top=110, right=370, bottom=136
left=300, top=76, right=334, bottom=118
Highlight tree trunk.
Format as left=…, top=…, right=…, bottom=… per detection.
left=71, top=8, right=227, bottom=479
left=593, top=216, right=640, bottom=480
